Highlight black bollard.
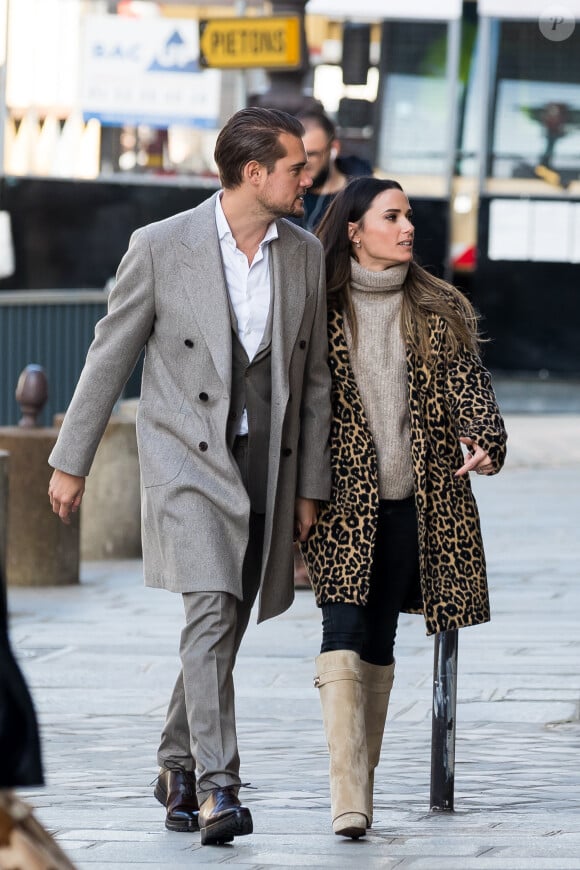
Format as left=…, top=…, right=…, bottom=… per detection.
left=430, top=629, right=458, bottom=811
left=14, top=364, right=48, bottom=428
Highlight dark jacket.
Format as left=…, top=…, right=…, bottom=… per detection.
left=0, top=567, right=43, bottom=786
left=293, top=155, right=373, bottom=232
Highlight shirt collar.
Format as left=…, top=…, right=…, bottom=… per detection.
left=215, top=192, right=279, bottom=248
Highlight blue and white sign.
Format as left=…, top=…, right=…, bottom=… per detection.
left=81, top=16, right=221, bottom=128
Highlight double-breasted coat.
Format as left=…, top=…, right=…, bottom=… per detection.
left=49, top=194, right=331, bottom=623
left=301, top=307, right=507, bottom=636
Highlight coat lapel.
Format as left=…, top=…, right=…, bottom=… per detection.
left=270, top=221, right=307, bottom=400
left=176, top=205, right=307, bottom=396
left=177, top=194, right=232, bottom=390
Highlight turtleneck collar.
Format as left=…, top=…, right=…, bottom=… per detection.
left=350, top=258, right=409, bottom=292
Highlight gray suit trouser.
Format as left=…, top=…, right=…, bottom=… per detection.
left=156, top=436, right=265, bottom=801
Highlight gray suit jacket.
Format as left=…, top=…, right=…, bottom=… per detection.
left=49, top=193, right=331, bottom=622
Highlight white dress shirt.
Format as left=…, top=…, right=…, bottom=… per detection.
left=215, top=194, right=277, bottom=435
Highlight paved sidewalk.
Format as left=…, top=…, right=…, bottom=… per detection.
left=7, top=413, right=580, bottom=869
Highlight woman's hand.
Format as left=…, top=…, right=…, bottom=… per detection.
left=454, top=436, right=495, bottom=477
left=294, top=497, right=318, bottom=542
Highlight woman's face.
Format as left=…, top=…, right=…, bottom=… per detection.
left=349, top=188, right=414, bottom=271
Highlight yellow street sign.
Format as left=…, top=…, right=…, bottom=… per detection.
left=199, top=16, right=302, bottom=69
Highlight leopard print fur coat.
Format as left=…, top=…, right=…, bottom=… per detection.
left=301, top=307, right=507, bottom=636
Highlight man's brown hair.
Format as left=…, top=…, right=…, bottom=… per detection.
left=214, top=107, right=304, bottom=189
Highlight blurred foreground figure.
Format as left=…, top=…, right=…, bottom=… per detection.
left=0, top=574, right=42, bottom=789
left=0, top=792, right=77, bottom=870
left=0, top=567, right=77, bottom=868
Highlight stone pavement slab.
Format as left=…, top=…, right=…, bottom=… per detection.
left=6, top=414, right=580, bottom=868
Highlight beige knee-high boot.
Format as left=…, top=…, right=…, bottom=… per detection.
left=360, top=659, right=395, bottom=828
left=314, top=650, right=369, bottom=838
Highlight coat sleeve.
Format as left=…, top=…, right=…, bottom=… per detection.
left=48, top=228, right=156, bottom=477
left=296, top=243, right=332, bottom=500
left=445, top=345, right=508, bottom=474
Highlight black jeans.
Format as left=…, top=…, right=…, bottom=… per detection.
left=321, top=496, right=420, bottom=666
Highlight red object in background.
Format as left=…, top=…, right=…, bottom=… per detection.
left=117, top=1, right=160, bottom=16
left=453, top=245, right=477, bottom=270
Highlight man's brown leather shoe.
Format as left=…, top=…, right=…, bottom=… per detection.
left=198, top=786, right=253, bottom=845
left=154, top=767, right=199, bottom=832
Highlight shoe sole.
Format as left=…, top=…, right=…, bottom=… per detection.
left=154, top=783, right=199, bottom=833
left=200, top=808, right=253, bottom=845
left=333, top=812, right=367, bottom=839
left=334, top=824, right=366, bottom=839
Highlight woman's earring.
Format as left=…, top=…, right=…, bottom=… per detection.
left=354, top=239, right=361, bottom=248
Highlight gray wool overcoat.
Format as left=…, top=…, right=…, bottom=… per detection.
left=49, top=193, right=332, bottom=623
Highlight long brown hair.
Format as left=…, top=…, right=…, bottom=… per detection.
left=316, top=177, right=481, bottom=360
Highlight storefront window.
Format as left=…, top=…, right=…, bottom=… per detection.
left=375, top=21, right=456, bottom=179
left=2, top=0, right=227, bottom=179
left=489, top=21, right=580, bottom=186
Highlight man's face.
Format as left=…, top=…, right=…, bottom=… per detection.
left=302, top=125, right=334, bottom=189
left=256, top=133, right=313, bottom=218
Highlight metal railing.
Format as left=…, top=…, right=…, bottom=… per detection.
left=0, top=290, right=108, bottom=427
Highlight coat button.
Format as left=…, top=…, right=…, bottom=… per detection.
left=282, top=447, right=292, bottom=457
left=199, top=392, right=208, bottom=402
left=299, top=340, right=306, bottom=349
left=184, top=339, right=194, bottom=348
left=199, top=441, right=208, bottom=452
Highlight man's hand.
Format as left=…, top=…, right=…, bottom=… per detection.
left=294, top=497, right=318, bottom=543
left=454, top=436, right=494, bottom=477
left=48, top=470, right=86, bottom=525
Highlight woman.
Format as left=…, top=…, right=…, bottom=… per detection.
left=301, top=177, right=507, bottom=839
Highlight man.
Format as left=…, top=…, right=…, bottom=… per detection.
left=47, top=108, right=331, bottom=846
left=293, top=109, right=372, bottom=232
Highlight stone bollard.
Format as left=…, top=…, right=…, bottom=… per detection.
left=54, top=398, right=141, bottom=560
left=0, top=365, right=79, bottom=586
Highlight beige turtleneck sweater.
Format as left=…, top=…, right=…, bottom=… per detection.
left=344, top=259, right=414, bottom=500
